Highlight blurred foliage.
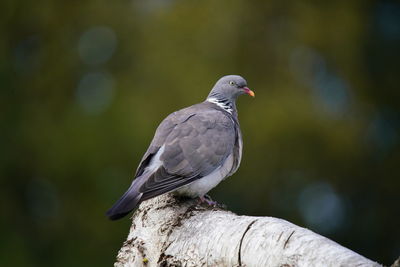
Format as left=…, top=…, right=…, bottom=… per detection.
left=1, top=0, right=400, bottom=266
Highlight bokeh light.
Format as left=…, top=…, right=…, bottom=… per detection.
left=298, top=182, right=346, bottom=234
left=76, top=71, right=115, bottom=115
left=78, top=26, right=117, bottom=66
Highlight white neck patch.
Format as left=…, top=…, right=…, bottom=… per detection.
left=207, top=97, right=233, bottom=114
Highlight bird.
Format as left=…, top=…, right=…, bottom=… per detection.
left=106, top=75, right=254, bottom=220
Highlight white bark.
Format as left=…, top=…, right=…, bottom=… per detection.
left=114, top=194, right=382, bottom=267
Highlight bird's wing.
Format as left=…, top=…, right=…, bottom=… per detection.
left=134, top=107, right=197, bottom=178
left=136, top=104, right=237, bottom=199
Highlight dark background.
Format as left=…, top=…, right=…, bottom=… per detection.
left=1, top=0, right=399, bottom=266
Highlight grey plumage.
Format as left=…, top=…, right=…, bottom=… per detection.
left=106, top=75, right=254, bottom=220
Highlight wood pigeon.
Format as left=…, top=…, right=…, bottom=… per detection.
left=106, top=75, right=254, bottom=220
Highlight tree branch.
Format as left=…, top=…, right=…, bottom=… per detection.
left=114, top=194, right=381, bottom=267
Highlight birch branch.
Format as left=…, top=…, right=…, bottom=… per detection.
left=113, top=194, right=382, bottom=267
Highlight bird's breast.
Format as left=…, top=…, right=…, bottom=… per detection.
left=174, top=153, right=235, bottom=198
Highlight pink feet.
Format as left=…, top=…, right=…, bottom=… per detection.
left=198, top=195, right=217, bottom=206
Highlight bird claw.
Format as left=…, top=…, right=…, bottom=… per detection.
left=198, top=195, right=217, bottom=206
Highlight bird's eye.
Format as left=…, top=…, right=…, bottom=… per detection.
left=229, top=81, right=235, bottom=86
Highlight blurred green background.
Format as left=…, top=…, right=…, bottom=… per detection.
left=1, top=0, right=400, bottom=266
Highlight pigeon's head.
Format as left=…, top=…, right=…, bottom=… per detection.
left=208, top=75, right=255, bottom=101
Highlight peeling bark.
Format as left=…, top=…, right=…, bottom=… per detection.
left=113, top=194, right=382, bottom=267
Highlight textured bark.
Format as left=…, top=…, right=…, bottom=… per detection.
left=114, top=194, right=381, bottom=267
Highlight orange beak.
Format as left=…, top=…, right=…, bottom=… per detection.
left=244, top=87, right=255, bottom=97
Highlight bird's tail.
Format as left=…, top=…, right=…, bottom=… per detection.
left=106, top=184, right=143, bottom=220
